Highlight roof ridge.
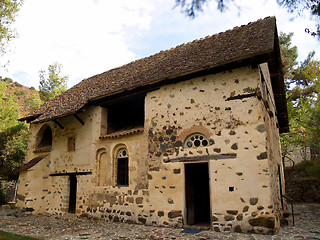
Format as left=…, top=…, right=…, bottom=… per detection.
left=85, top=17, right=275, bottom=82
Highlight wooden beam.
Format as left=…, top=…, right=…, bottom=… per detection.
left=74, top=114, right=85, bottom=125
left=225, top=93, right=256, bottom=101
left=50, top=171, right=92, bottom=176
left=163, top=153, right=237, bottom=163
left=53, top=119, right=64, bottom=129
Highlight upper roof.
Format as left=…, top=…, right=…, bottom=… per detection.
left=20, top=16, right=288, bottom=133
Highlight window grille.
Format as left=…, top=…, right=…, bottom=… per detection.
left=185, top=133, right=209, bottom=148
left=116, top=148, right=129, bottom=186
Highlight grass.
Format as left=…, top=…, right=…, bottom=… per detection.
left=0, top=230, right=40, bottom=240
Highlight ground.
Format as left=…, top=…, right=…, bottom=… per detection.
left=0, top=204, right=319, bottom=240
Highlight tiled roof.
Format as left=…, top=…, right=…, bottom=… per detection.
left=100, top=128, right=144, bottom=139
left=20, top=17, right=287, bottom=131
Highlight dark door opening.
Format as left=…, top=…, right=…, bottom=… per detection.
left=68, top=174, right=77, bottom=214
left=185, top=162, right=210, bottom=225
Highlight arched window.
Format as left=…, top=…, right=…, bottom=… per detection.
left=116, top=148, right=129, bottom=186
left=36, top=125, right=53, bottom=151
left=185, top=133, right=209, bottom=148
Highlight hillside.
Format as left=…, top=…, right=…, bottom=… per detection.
left=0, top=77, right=40, bottom=118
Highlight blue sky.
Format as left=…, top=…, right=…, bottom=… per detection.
left=1, top=0, right=319, bottom=89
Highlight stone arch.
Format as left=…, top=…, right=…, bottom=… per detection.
left=36, top=124, right=53, bottom=150
left=177, top=125, right=212, bottom=143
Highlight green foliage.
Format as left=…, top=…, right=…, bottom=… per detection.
left=14, top=82, right=22, bottom=87
left=0, top=81, right=20, bottom=130
left=279, top=32, right=298, bottom=81
left=279, top=32, right=300, bottom=156
left=24, top=93, right=43, bottom=112
left=39, top=62, right=68, bottom=102
left=0, top=81, right=28, bottom=180
left=0, top=122, right=28, bottom=179
left=0, top=0, right=24, bottom=56
left=5, top=77, right=13, bottom=83
left=280, top=95, right=310, bottom=154
left=13, top=90, right=25, bottom=96
left=280, top=32, right=320, bottom=163
left=307, top=77, right=320, bottom=150
left=306, top=162, right=320, bottom=179
left=0, top=76, right=13, bottom=83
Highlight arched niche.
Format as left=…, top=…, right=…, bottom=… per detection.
left=35, top=124, right=53, bottom=151
left=95, top=148, right=108, bottom=186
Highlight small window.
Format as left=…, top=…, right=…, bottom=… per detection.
left=185, top=133, right=209, bottom=148
left=116, top=148, right=129, bottom=186
left=68, top=137, right=75, bottom=152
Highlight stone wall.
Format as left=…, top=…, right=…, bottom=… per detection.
left=284, top=146, right=311, bottom=167
left=259, top=63, right=284, bottom=228
left=145, top=65, right=282, bottom=234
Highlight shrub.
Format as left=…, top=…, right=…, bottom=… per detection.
left=0, top=188, right=8, bottom=205
left=14, top=90, right=25, bottom=96
left=295, top=160, right=314, bottom=169
left=295, top=159, right=320, bottom=179
left=306, top=161, right=320, bottom=179
left=3, top=78, right=13, bottom=83
left=14, top=82, right=22, bottom=87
